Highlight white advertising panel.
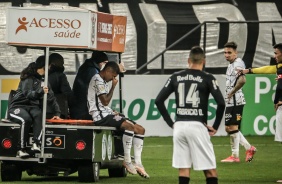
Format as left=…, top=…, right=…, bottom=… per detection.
left=6, top=7, right=90, bottom=48
left=6, top=7, right=127, bottom=52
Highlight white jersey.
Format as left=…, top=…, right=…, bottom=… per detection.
left=87, top=73, right=114, bottom=121
left=225, top=58, right=246, bottom=107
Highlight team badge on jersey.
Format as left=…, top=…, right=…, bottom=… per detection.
left=113, top=115, right=122, bottom=121
left=14, top=108, right=20, bottom=114
left=97, top=84, right=106, bottom=92
left=236, top=114, right=241, bottom=121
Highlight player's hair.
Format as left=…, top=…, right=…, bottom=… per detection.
left=273, top=43, right=282, bottom=53
left=103, top=61, right=120, bottom=74
left=189, top=46, right=205, bottom=63
left=224, top=41, right=237, bottom=50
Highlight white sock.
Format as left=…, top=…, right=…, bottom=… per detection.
left=230, top=132, right=240, bottom=158
left=239, top=131, right=251, bottom=150
left=133, top=134, right=144, bottom=165
left=123, top=130, right=134, bottom=163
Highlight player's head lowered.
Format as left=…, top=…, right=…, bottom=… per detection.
left=188, top=46, right=206, bottom=64
left=100, top=61, right=120, bottom=82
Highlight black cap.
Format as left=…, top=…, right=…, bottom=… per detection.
left=91, top=51, right=108, bottom=64
left=35, top=55, right=46, bottom=69
left=49, top=53, right=64, bottom=67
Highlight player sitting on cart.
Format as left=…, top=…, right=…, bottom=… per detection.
left=87, top=61, right=150, bottom=178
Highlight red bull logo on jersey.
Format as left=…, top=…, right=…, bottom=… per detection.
left=177, top=75, right=203, bottom=82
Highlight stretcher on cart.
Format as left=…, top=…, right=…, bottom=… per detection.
left=0, top=6, right=127, bottom=182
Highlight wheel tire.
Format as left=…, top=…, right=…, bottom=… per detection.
left=1, top=162, right=22, bottom=181
left=108, top=166, right=127, bottom=178
left=78, top=162, right=100, bottom=182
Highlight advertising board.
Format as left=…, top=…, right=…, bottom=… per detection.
left=6, top=7, right=127, bottom=52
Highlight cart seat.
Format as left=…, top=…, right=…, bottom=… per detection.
left=46, top=119, right=94, bottom=125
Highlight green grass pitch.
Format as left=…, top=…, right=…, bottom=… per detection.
left=1, top=135, right=281, bottom=184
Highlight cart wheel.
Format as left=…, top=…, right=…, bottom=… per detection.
left=78, top=162, right=100, bottom=182
left=1, top=162, right=22, bottom=181
left=108, top=166, right=127, bottom=177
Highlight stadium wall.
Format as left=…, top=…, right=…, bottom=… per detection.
left=0, top=0, right=281, bottom=74
left=0, top=74, right=277, bottom=137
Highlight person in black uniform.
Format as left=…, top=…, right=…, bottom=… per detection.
left=8, top=56, right=61, bottom=158
left=47, top=53, right=73, bottom=119
left=155, top=46, right=225, bottom=184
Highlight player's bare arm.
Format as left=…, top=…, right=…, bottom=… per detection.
left=99, top=78, right=118, bottom=106
left=228, top=75, right=246, bottom=99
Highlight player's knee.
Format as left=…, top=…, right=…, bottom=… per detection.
left=225, top=126, right=230, bottom=133
left=134, top=124, right=145, bottom=135
left=121, top=121, right=134, bottom=132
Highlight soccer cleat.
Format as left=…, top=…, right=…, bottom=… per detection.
left=134, top=164, right=150, bottom=179
left=123, top=161, right=137, bottom=175
left=16, top=150, right=29, bottom=158
left=221, top=156, right=240, bottom=162
left=245, top=146, right=257, bottom=162
left=31, top=143, right=41, bottom=152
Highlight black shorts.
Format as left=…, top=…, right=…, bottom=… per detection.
left=225, top=105, right=244, bottom=126
left=94, top=114, right=125, bottom=128
left=94, top=114, right=136, bottom=128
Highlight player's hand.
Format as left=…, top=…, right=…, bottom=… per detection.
left=112, top=77, right=118, bottom=87
left=241, top=69, right=249, bottom=74
left=51, top=116, right=61, bottom=120
left=207, top=126, right=217, bottom=136
left=43, top=86, right=48, bottom=94
left=119, top=62, right=126, bottom=73
left=275, top=101, right=282, bottom=111
left=113, top=111, right=119, bottom=115
left=204, top=123, right=217, bottom=136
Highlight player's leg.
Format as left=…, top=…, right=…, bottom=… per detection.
left=179, top=168, right=190, bottom=184
left=119, top=120, right=137, bottom=174
left=235, top=105, right=256, bottom=162
left=188, top=121, right=218, bottom=184
left=275, top=106, right=282, bottom=142
left=221, top=106, right=240, bottom=162
left=204, top=169, right=218, bottom=184
left=173, top=121, right=192, bottom=184
left=131, top=124, right=149, bottom=178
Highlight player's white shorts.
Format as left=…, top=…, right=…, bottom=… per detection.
left=275, top=106, right=282, bottom=142
left=173, top=121, right=216, bottom=170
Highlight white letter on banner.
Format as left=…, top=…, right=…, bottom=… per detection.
left=255, top=77, right=271, bottom=103
left=139, top=4, right=169, bottom=69
left=193, top=3, right=247, bottom=68
left=253, top=3, right=282, bottom=67
left=269, top=115, right=276, bottom=135
left=254, top=115, right=267, bottom=135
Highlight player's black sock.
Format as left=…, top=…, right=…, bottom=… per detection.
left=179, top=176, right=190, bottom=184
left=206, top=177, right=218, bottom=184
